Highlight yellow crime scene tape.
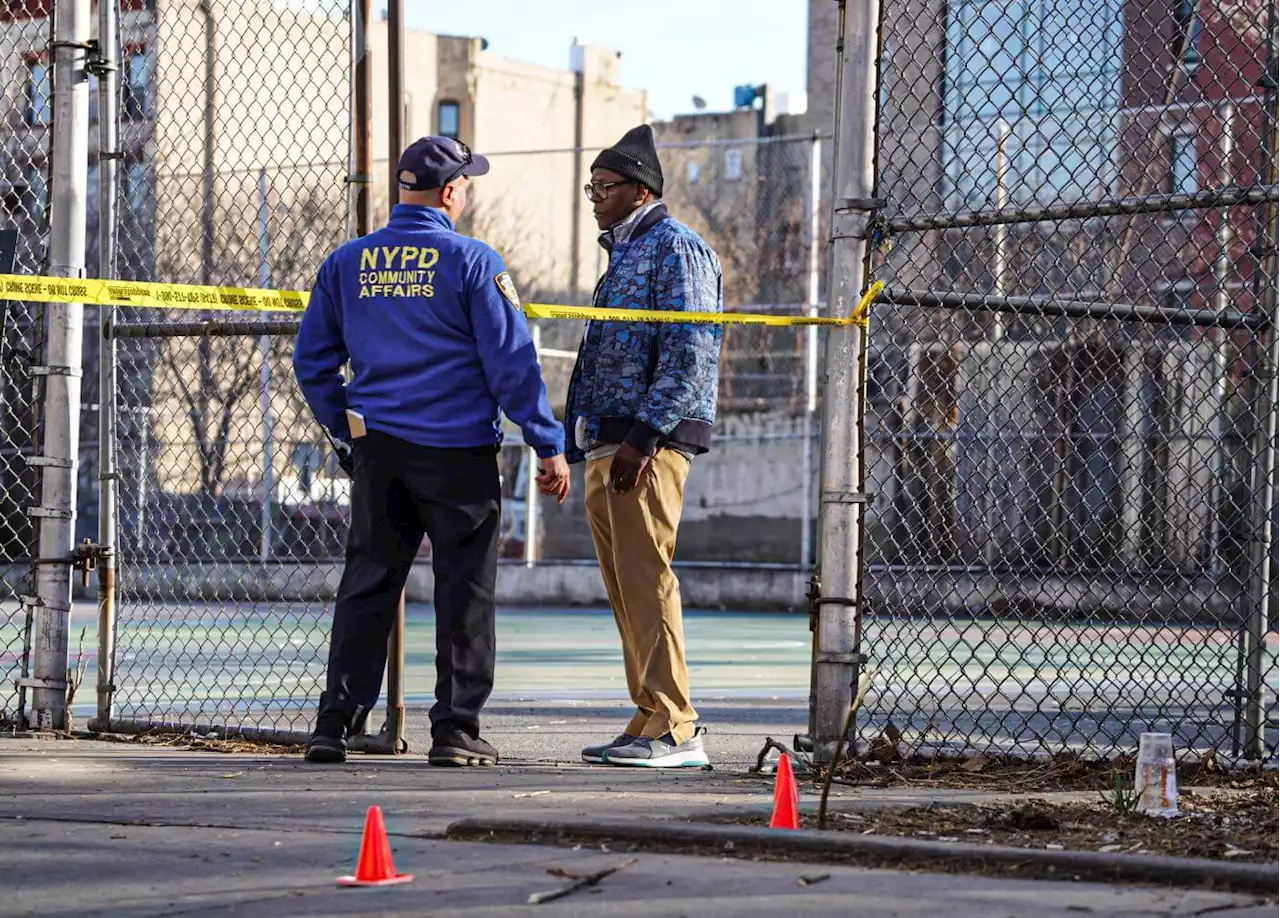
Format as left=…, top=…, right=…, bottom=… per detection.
left=0, top=274, right=883, bottom=328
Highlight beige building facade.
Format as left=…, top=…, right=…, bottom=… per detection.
left=363, top=25, right=648, bottom=305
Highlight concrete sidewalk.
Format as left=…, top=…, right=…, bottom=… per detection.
left=2, top=733, right=1275, bottom=918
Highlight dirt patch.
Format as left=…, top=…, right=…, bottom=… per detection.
left=716, top=785, right=1277, bottom=864
left=94, top=731, right=303, bottom=755
left=827, top=752, right=1276, bottom=794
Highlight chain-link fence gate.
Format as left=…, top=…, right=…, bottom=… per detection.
left=849, top=0, right=1278, bottom=759
left=101, top=0, right=353, bottom=738
left=0, top=8, right=54, bottom=730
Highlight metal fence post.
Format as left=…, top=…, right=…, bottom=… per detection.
left=351, top=0, right=373, bottom=239
left=387, top=0, right=404, bottom=209
left=383, top=0, right=406, bottom=752
left=257, top=167, right=274, bottom=562
left=800, top=134, right=821, bottom=570
left=811, top=0, right=879, bottom=764
left=90, top=0, right=120, bottom=734
left=30, top=0, right=91, bottom=730
left=525, top=322, right=541, bottom=567
left=1239, top=23, right=1279, bottom=757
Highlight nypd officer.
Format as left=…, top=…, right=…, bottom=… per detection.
left=294, top=136, right=570, bottom=765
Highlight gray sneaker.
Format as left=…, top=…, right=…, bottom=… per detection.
left=604, top=727, right=709, bottom=768
left=582, top=734, right=637, bottom=764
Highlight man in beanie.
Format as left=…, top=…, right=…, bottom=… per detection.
left=567, top=124, right=723, bottom=768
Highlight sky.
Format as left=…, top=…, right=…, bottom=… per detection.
left=376, top=1, right=810, bottom=121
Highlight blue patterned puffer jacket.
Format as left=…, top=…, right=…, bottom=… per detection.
left=565, top=205, right=723, bottom=464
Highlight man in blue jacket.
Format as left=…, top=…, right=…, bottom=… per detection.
left=568, top=125, right=723, bottom=768
left=294, top=136, right=570, bottom=766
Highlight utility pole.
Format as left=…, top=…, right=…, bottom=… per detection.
left=30, top=0, right=92, bottom=730
left=90, top=0, right=121, bottom=733
left=387, top=0, right=404, bottom=209
left=353, top=0, right=373, bottom=237
left=809, top=0, right=880, bottom=764
left=383, top=0, right=407, bottom=751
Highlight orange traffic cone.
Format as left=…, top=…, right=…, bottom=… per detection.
left=769, top=753, right=801, bottom=829
left=337, top=805, right=414, bottom=887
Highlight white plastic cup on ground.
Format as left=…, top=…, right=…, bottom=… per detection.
left=1134, top=732, right=1178, bottom=817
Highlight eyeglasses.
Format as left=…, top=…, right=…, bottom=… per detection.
left=583, top=180, right=635, bottom=203
left=442, top=139, right=473, bottom=187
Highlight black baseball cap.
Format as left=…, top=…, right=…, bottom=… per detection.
left=396, top=136, right=490, bottom=191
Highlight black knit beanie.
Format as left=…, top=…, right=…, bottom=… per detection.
left=591, top=125, right=664, bottom=197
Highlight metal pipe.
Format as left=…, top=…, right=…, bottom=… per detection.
left=524, top=323, right=541, bottom=567
left=387, top=0, right=404, bottom=209
left=800, top=134, right=821, bottom=570
left=879, top=286, right=1269, bottom=330
left=199, top=0, right=216, bottom=285
left=886, top=184, right=1278, bottom=233
left=982, top=121, right=1011, bottom=567
left=1238, top=0, right=1280, bottom=760
left=570, top=65, right=585, bottom=299
left=353, top=0, right=372, bottom=237
left=1207, top=103, right=1236, bottom=578
left=384, top=0, right=406, bottom=754
left=811, top=0, right=878, bottom=765
left=257, top=168, right=274, bottom=562
left=31, top=0, right=91, bottom=730
left=110, top=320, right=303, bottom=338
left=90, top=0, right=120, bottom=734
left=992, top=120, right=1010, bottom=338
left=383, top=591, right=406, bottom=748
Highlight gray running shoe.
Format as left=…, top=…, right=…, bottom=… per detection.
left=582, top=734, right=638, bottom=764
left=604, top=727, right=708, bottom=768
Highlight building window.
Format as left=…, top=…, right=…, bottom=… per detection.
left=1170, top=133, right=1197, bottom=195
left=123, top=51, right=150, bottom=119
left=941, top=0, right=1123, bottom=208
left=125, top=162, right=148, bottom=215
left=26, top=59, right=50, bottom=127
left=26, top=166, right=47, bottom=220
left=724, top=148, right=743, bottom=181
left=1173, top=0, right=1201, bottom=67
left=437, top=101, right=459, bottom=139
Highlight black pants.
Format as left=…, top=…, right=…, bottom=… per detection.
left=319, top=429, right=501, bottom=736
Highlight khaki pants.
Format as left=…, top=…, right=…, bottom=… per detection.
left=584, top=450, right=697, bottom=745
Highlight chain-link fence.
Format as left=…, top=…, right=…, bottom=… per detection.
left=854, top=0, right=1278, bottom=758
left=101, top=135, right=823, bottom=736
left=106, top=0, right=352, bottom=734
left=0, top=7, right=52, bottom=727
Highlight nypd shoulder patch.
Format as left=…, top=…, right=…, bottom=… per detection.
left=495, top=271, right=521, bottom=310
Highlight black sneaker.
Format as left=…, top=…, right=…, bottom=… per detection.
left=304, top=711, right=348, bottom=764
left=429, top=722, right=498, bottom=767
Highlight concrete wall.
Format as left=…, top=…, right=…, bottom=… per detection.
left=91, top=560, right=808, bottom=611
left=34, top=560, right=1246, bottom=623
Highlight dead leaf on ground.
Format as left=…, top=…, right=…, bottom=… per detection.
left=960, top=755, right=991, bottom=773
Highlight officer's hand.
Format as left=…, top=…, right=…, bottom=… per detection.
left=536, top=454, right=571, bottom=503
left=609, top=443, right=650, bottom=494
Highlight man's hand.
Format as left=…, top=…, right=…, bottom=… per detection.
left=609, top=443, right=651, bottom=494
left=536, top=454, right=571, bottom=503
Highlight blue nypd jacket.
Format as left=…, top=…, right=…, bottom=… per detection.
left=565, top=204, right=724, bottom=464
left=293, top=204, right=565, bottom=458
